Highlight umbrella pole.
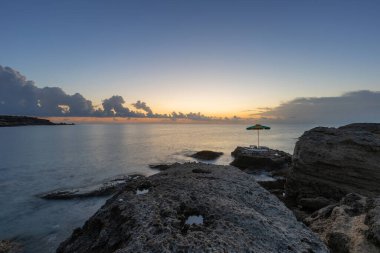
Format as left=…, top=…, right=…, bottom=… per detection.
left=257, top=130, right=260, bottom=149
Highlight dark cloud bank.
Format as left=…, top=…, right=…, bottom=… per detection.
left=1, top=65, right=379, bottom=123
left=256, top=90, right=380, bottom=124
left=0, top=65, right=214, bottom=120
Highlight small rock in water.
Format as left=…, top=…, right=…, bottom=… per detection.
left=185, top=215, right=204, bottom=225
left=190, top=150, right=223, bottom=160
left=136, top=189, right=149, bottom=195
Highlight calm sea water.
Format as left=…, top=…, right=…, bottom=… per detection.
left=0, top=123, right=320, bottom=252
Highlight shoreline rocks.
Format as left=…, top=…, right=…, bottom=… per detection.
left=57, top=163, right=328, bottom=253
left=0, top=115, right=74, bottom=127
left=282, top=123, right=380, bottom=252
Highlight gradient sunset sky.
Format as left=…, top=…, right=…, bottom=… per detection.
left=1, top=0, right=379, bottom=117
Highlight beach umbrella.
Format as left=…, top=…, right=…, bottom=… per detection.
left=246, top=124, right=271, bottom=148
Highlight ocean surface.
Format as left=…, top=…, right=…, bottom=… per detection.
left=0, top=123, right=323, bottom=252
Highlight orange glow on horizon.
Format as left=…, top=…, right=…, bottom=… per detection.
left=45, top=117, right=254, bottom=124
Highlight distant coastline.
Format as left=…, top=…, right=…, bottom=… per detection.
left=0, top=115, right=74, bottom=127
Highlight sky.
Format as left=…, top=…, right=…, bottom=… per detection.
left=0, top=0, right=380, bottom=121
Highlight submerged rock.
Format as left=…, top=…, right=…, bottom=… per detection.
left=305, top=193, right=380, bottom=253
left=286, top=123, right=380, bottom=204
left=39, top=174, right=142, bottom=200
left=190, top=150, right=223, bottom=160
left=149, top=163, right=180, bottom=171
left=57, top=163, right=328, bottom=253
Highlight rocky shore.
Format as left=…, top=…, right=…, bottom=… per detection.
left=0, top=115, right=74, bottom=127
left=284, top=123, right=380, bottom=252
left=57, top=163, right=328, bottom=253
left=53, top=123, right=380, bottom=253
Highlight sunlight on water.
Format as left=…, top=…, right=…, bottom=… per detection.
left=0, top=123, right=318, bottom=252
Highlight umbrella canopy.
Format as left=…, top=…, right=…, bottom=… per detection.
left=246, top=124, right=270, bottom=148
left=246, top=124, right=271, bottom=130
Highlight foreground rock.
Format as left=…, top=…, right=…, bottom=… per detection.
left=0, top=115, right=74, bottom=127
left=286, top=123, right=380, bottom=206
left=39, top=175, right=142, bottom=200
left=190, top=150, right=223, bottom=160
left=230, top=146, right=292, bottom=173
left=57, top=163, right=328, bottom=253
left=305, top=193, right=380, bottom=253
left=0, top=240, right=21, bottom=253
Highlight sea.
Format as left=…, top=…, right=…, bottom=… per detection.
left=0, top=123, right=328, bottom=252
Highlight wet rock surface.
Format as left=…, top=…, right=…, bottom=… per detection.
left=57, top=163, right=328, bottom=253
left=189, top=150, right=223, bottom=160
left=0, top=115, right=73, bottom=127
left=39, top=175, right=142, bottom=199
left=304, top=193, right=380, bottom=253
left=230, top=146, right=292, bottom=173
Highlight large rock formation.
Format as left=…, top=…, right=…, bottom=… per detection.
left=57, top=163, right=328, bottom=253
left=286, top=123, right=380, bottom=204
left=304, top=193, right=380, bottom=253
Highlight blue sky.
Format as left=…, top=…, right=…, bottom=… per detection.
left=1, top=0, right=379, bottom=116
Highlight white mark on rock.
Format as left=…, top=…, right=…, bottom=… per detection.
left=253, top=173, right=276, bottom=182
left=185, top=215, right=204, bottom=225
left=136, top=189, right=149, bottom=195
left=118, top=198, right=124, bottom=202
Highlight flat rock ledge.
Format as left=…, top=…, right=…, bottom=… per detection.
left=230, top=146, right=292, bottom=173
left=57, top=163, right=328, bottom=253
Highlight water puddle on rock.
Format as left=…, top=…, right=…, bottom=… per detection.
left=136, top=189, right=149, bottom=195
left=185, top=215, right=204, bottom=225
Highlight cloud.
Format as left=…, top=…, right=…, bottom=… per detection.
left=0, top=65, right=223, bottom=120
left=170, top=111, right=213, bottom=121
left=0, top=65, right=94, bottom=116
left=6, top=65, right=377, bottom=124
left=258, top=90, right=380, bottom=124
left=132, top=100, right=153, bottom=116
